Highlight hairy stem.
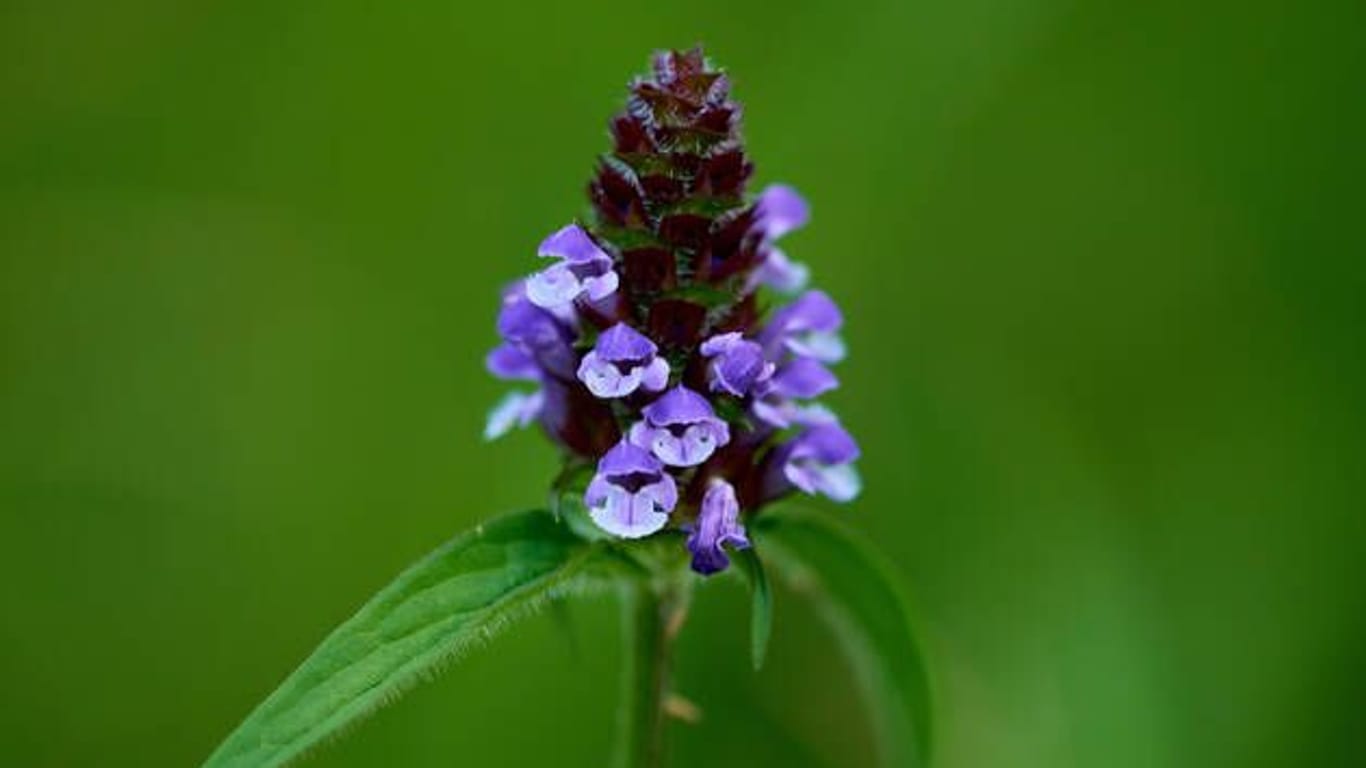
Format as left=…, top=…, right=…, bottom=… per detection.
left=615, top=576, right=690, bottom=768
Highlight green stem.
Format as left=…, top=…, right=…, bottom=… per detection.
left=614, top=576, right=690, bottom=768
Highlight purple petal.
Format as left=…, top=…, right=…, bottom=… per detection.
left=775, top=422, right=862, bottom=502
left=792, top=422, right=861, bottom=465
left=486, top=343, right=540, bottom=381
left=749, top=246, right=810, bottom=294
left=791, top=402, right=840, bottom=426
left=751, top=397, right=839, bottom=429
left=526, top=263, right=583, bottom=308
left=483, top=390, right=544, bottom=441
left=768, top=357, right=839, bottom=399
left=577, top=351, right=644, bottom=398
left=640, top=357, right=670, bottom=392
left=766, top=290, right=843, bottom=337
left=784, top=461, right=862, bottom=502
left=586, top=481, right=672, bottom=538
left=640, top=422, right=729, bottom=467
left=596, top=323, right=658, bottom=362
left=687, top=480, right=751, bottom=575
left=497, top=293, right=566, bottom=347
left=760, top=290, right=847, bottom=363
left=538, top=224, right=611, bottom=265
left=582, top=270, right=619, bottom=301
left=756, top=184, right=810, bottom=240
left=700, top=332, right=743, bottom=357
left=639, top=477, right=679, bottom=518
left=642, top=386, right=721, bottom=427
left=496, top=294, right=576, bottom=379
left=702, top=333, right=774, bottom=397
left=752, top=398, right=792, bottom=429
left=786, top=330, right=846, bottom=363
left=598, top=439, right=664, bottom=477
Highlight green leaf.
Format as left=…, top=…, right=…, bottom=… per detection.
left=734, top=547, right=773, bottom=671
left=755, top=508, right=933, bottom=768
left=204, top=510, right=609, bottom=768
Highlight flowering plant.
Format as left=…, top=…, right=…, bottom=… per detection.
left=205, top=49, right=928, bottom=768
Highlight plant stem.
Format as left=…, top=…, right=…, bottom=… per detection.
left=614, top=576, right=690, bottom=768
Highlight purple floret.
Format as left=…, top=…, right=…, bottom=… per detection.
left=577, top=323, right=670, bottom=399
left=585, top=440, right=678, bottom=538
left=686, top=480, right=751, bottom=575
left=629, top=386, right=731, bottom=468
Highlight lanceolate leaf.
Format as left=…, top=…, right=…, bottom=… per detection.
left=734, top=547, right=773, bottom=671
left=755, top=508, right=933, bottom=768
left=205, top=510, right=609, bottom=768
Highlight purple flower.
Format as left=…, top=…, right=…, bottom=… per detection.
left=485, top=281, right=574, bottom=441
left=766, top=357, right=839, bottom=398
left=577, top=323, right=670, bottom=399
left=494, top=280, right=577, bottom=380
left=752, top=400, right=841, bottom=431
left=486, top=344, right=540, bottom=382
left=585, top=441, right=678, bottom=538
left=749, top=247, right=809, bottom=295
left=760, top=290, right=847, bottom=364
left=700, top=332, right=774, bottom=397
left=484, top=50, right=865, bottom=552
left=755, top=184, right=809, bottom=240
left=629, top=386, right=731, bottom=467
left=749, top=184, right=812, bottom=294
left=771, top=422, right=862, bottom=502
left=752, top=357, right=840, bottom=427
left=526, top=224, right=619, bottom=308
left=686, top=479, right=750, bottom=575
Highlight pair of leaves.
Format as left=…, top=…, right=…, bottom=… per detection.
left=203, top=508, right=930, bottom=768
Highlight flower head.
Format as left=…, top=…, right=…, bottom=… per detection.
left=484, top=48, right=863, bottom=574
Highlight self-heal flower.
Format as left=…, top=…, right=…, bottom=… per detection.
left=486, top=343, right=540, bottom=382
left=585, top=440, right=678, bottom=538
left=752, top=357, right=840, bottom=427
left=629, top=386, right=731, bottom=467
left=749, top=184, right=812, bottom=294
left=755, top=184, right=810, bottom=240
left=484, top=48, right=863, bottom=573
left=760, top=289, right=847, bottom=364
left=485, top=281, right=575, bottom=440
left=578, top=323, right=670, bottom=399
left=750, top=248, right=810, bottom=295
left=494, top=281, right=577, bottom=380
left=526, top=224, right=619, bottom=309
left=687, top=480, right=750, bottom=576
left=771, top=422, right=863, bottom=503
left=700, top=332, right=774, bottom=397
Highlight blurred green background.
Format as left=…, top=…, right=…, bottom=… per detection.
left=2, top=0, right=1362, bottom=765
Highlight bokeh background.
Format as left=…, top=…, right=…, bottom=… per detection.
left=2, top=0, right=1362, bottom=765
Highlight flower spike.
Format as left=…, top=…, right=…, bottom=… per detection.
left=484, top=48, right=861, bottom=574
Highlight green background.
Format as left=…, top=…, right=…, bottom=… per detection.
left=2, top=0, right=1362, bottom=765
